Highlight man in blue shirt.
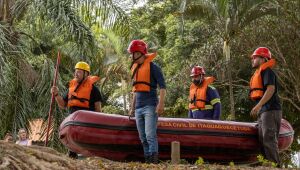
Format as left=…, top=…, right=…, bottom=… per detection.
left=128, top=40, right=166, bottom=164
left=188, top=66, right=221, bottom=120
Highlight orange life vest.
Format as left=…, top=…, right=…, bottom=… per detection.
left=67, top=76, right=99, bottom=108
left=131, top=53, right=156, bottom=92
left=249, top=59, right=275, bottom=100
left=189, top=77, right=215, bottom=109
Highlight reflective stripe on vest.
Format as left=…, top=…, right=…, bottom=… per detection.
left=249, top=59, right=275, bottom=100
left=189, top=77, right=215, bottom=109
left=210, top=98, right=221, bottom=105
left=67, top=76, right=99, bottom=108
left=191, top=105, right=214, bottom=112
left=131, top=53, right=156, bottom=92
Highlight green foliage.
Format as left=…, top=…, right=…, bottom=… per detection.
left=0, top=0, right=131, bottom=147
left=179, top=159, right=189, bottom=164
left=229, top=161, right=235, bottom=167
left=165, top=97, right=188, bottom=118
left=102, top=105, right=124, bottom=115
left=257, top=154, right=277, bottom=168
left=0, top=1, right=299, bottom=167
left=195, top=156, right=204, bottom=166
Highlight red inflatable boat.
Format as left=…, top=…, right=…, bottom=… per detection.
left=59, top=111, right=293, bottom=163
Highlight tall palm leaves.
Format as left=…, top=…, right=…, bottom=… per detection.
left=33, top=58, right=66, bottom=149
left=180, top=0, right=279, bottom=119
left=76, top=0, right=131, bottom=37
left=0, top=57, right=38, bottom=136
left=0, top=24, right=16, bottom=55
left=0, top=0, right=132, bottom=142
left=95, top=29, right=131, bottom=114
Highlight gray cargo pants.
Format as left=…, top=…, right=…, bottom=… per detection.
left=258, top=110, right=282, bottom=165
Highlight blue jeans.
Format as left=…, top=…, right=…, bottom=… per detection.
left=135, top=105, right=158, bottom=156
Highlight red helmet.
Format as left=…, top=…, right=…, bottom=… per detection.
left=251, top=47, right=271, bottom=60
left=127, top=40, right=148, bottom=55
left=190, top=66, right=205, bottom=77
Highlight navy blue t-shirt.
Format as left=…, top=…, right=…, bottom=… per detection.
left=256, top=68, right=281, bottom=113
left=135, top=62, right=166, bottom=109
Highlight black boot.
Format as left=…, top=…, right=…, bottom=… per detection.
left=150, top=152, right=159, bottom=164
left=68, top=150, right=78, bottom=159
left=144, top=155, right=151, bottom=163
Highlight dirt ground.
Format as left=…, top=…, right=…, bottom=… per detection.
left=0, top=141, right=296, bottom=170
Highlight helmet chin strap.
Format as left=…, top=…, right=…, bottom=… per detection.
left=130, top=54, right=145, bottom=69
left=74, top=71, right=88, bottom=93
left=132, top=54, right=144, bottom=62
left=193, top=76, right=204, bottom=86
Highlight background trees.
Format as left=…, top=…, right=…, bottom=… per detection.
left=0, top=0, right=299, bottom=166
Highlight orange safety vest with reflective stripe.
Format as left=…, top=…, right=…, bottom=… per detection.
left=131, top=53, right=156, bottom=92
left=249, top=59, right=275, bottom=100
left=189, top=77, right=215, bottom=109
left=67, top=76, right=99, bottom=108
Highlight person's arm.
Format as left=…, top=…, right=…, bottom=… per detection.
left=92, top=86, right=102, bottom=112
left=250, top=85, right=275, bottom=117
left=208, top=86, right=221, bottom=120
left=129, top=93, right=136, bottom=116
left=55, top=95, right=67, bottom=109
left=94, top=101, right=102, bottom=112
left=212, top=103, right=221, bottom=120
left=51, top=86, right=67, bottom=109
left=156, top=89, right=166, bottom=116
left=153, top=63, right=166, bottom=116
left=27, top=140, right=32, bottom=146
left=250, top=68, right=276, bottom=117
left=188, top=109, right=193, bottom=118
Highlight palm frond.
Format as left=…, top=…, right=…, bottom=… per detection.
left=11, top=0, right=32, bottom=22
left=181, top=0, right=216, bottom=20
left=0, top=23, right=16, bottom=55
left=0, top=58, right=37, bottom=137
left=239, top=0, right=280, bottom=30
left=73, top=0, right=131, bottom=39
left=32, top=58, right=67, bottom=149
left=213, top=0, right=229, bottom=18
left=99, top=30, right=124, bottom=57
left=33, top=0, right=94, bottom=55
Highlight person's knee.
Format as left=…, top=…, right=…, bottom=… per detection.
left=262, top=128, right=278, bottom=146
left=146, top=134, right=157, bottom=142
left=139, top=135, right=147, bottom=143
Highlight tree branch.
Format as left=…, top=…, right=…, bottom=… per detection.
left=279, top=94, right=300, bottom=112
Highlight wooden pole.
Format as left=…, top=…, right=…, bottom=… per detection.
left=45, top=51, right=61, bottom=146
left=171, top=141, right=180, bottom=164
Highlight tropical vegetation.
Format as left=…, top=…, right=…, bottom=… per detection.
left=0, top=0, right=299, bottom=167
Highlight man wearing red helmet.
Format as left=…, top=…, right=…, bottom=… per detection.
left=128, top=40, right=166, bottom=164
left=249, top=47, right=282, bottom=166
left=188, top=66, right=221, bottom=120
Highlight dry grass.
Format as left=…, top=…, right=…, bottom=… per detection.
left=0, top=141, right=297, bottom=170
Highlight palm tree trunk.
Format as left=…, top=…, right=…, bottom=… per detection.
left=0, top=0, right=13, bottom=23
left=122, top=79, right=127, bottom=115
left=228, top=61, right=235, bottom=120
left=224, top=40, right=235, bottom=120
